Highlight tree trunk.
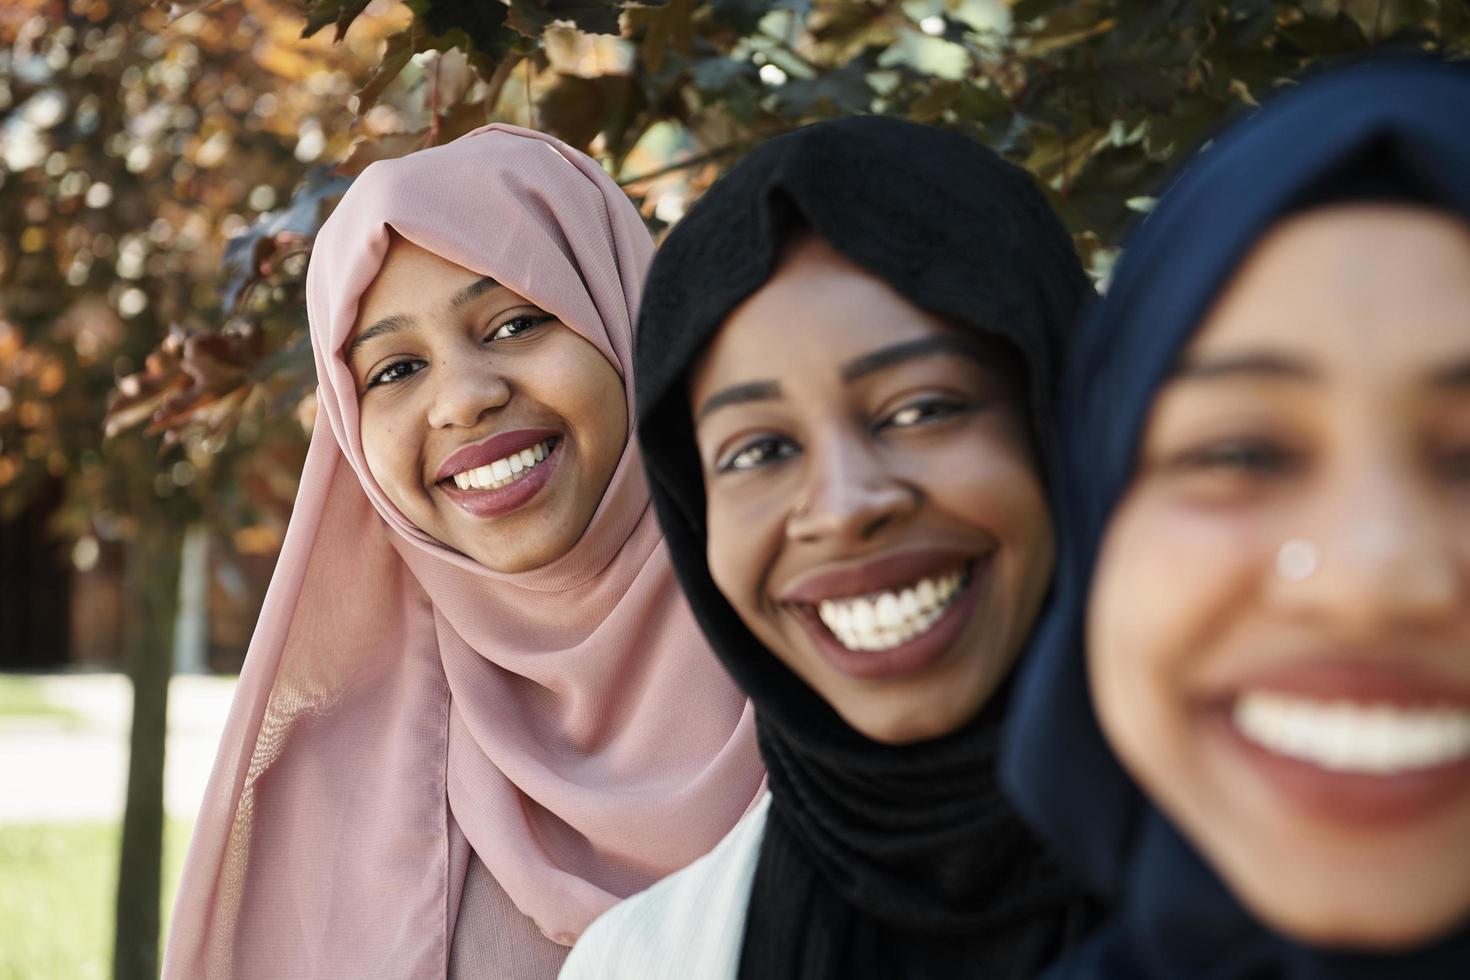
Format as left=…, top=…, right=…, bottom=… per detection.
left=172, top=523, right=210, bottom=675
left=113, top=516, right=181, bottom=980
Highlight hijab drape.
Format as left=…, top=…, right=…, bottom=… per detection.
left=164, top=124, right=764, bottom=980
left=636, top=115, right=1098, bottom=980
left=1002, top=57, right=1470, bottom=979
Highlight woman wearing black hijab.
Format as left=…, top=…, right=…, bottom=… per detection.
left=1004, top=57, right=1470, bottom=979
left=561, top=116, right=1096, bottom=979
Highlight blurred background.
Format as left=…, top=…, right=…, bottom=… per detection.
left=0, top=0, right=1465, bottom=977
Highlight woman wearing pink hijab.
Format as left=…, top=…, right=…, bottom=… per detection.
left=162, top=125, right=765, bottom=979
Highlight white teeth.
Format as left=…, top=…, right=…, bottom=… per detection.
left=875, top=594, right=901, bottom=629
left=815, top=566, right=969, bottom=653
left=449, top=439, right=554, bottom=491
left=1233, top=691, right=1470, bottom=775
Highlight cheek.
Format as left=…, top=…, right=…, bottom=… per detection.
left=358, top=406, right=410, bottom=493
left=705, top=482, right=786, bottom=614
left=927, top=432, right=1052, bottom=572
left=1087, top=493, right=1266, bottom=781
left=536, top=341, right=628, bottom=468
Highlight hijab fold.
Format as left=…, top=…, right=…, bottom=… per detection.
left=636, top=115, right=1097, bottom=980
left=164, top=124, right=763, bottom=980
left=1002, top=57, right=1470, bottom=979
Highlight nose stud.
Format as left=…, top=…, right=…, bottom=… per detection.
left=1276, top=538, right=1319, bottom=582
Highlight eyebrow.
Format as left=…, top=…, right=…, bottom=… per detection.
left=346, top=312, right=413, bottom=361
left=840, top=334, right=988, bottom=382
left=346, top=278, right=501, bottom=362
left=1171, top=352, right=1319, bottom=383
left=450, top=276, right=501, bottom=311
left=697, top=380, right=783, bottom=419
left=695, top=334, right=997, bottom=420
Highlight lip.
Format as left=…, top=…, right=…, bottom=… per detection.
left=779, top=547, right=983, bottom=604
left=1199, top=656, right=1470, bottom=827
left=1210, top=709, right=1470, bottom=828
left=790, top=554, right=989, bottom=681
left=434, top=427, right=561, bottom=482
left=437, top=437, right=562, bottom=519
left=1206, top=658, right=1470, bottom=710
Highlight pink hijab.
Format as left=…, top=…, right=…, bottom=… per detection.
left=164, top=125, right=764, bottom=979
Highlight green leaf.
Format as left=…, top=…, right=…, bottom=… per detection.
left=1044, top=141, right=1167, bottom=244
left=774, top=56, right=875, bottom=116
left=691, top=55, right=758, bottom=93
left=355, top=27, right=417, bottom=112
left=907, top=80, right=963, bottom=122
left=506, top=0, right=624, bottom=39
left=410, top=0, right=519, bottom=60
left=708, top=0, right=773, bottom=35
left=1141, top=93, right=1223, bottom=162
left=1011, top=0, right=1084, bottom=25
left=1276, top=11, right=1371, bottom=56
left=300, top=0, right=374, bottom=40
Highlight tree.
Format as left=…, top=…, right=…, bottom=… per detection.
left=119, top=0, right=1469, bottom=449
left=0, top=2, right=391, bottom=975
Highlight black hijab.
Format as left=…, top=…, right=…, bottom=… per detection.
left=1002, top=57, right=1470, bottom=979
left=636, top=115, right=1098, bottom=979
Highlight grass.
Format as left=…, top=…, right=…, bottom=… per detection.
left=0, top=675, right=78, bottom=721
left=0, top=819, right=191, bottom=980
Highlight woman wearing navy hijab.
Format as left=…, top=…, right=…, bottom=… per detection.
left=1004, top=57, right=1470, bottom=978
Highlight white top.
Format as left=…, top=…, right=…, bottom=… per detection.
left=559, top=792, right=771, bottom=980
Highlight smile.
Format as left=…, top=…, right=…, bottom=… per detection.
left=448, top=438, right=557, bottom=491
left=1234, top=692, right=1470, bottom=775
left=437, top=432, right=563, bottom=520
left=815, top=566, right=971, bottom=652
left=782, top=552, right=987, bottom=682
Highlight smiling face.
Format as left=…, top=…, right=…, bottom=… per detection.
left=347, top=234, right=627, bottom=573
left=1089, top=204, right=1470, bottom=950
left=691, top=235, right=1053, bottom=745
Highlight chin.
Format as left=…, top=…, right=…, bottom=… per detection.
left=841, top=700, right=972, bottom=746
left=1240, top=880, right=1470, bottom=953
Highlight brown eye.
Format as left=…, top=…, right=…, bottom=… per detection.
left=367, top=359, right=425, bottom=388
left=1167, top=439, right=1301, bottom=480
left=719, top=436, right=799, bottom=473
left=881, top=398, right=968, bottom=430
left=489, top=314, right=553, bottom=342
left=1434, top=445, right=1470, bottom=482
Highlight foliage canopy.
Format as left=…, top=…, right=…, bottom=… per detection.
left=3, top=0, right=1468, bottom=536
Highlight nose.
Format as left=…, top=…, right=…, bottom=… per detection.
left=425, top=358, right=511, bottom=430
left=1272, top=462, right=1460, bottom=634
left=786, top=430, right=919, bottom=546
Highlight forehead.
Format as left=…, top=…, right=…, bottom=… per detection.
left=690, top=236, right=957, bottom=395
left=349, top=236, right=482, bottom=339
left=1186, top=203, right=1470, bottom=373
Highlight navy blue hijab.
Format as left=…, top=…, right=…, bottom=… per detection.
left=1003, top=57, right=1470, bottom=979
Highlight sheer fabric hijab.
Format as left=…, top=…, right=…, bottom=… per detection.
left=163, top=125, right=763, bottom=979
left=1003, top=58, right=1470, bottom=979
left=636, top=116, right=1098, bottom=979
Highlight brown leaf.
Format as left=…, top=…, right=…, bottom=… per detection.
left=336, top=130, right=432, bottom=177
